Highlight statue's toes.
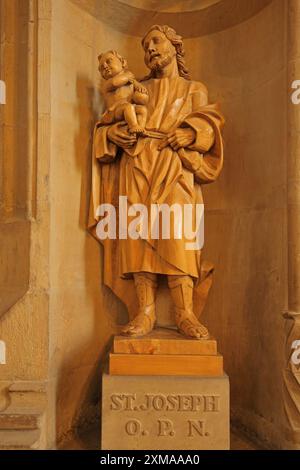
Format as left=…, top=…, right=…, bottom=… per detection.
left=178, top=323, right=197, bottom=339
left=191, top=328, right=202, bottom=339
left=121, top=322, right=136, bottom=335
left=121, top=314, right=155, bottom=337
left=120, top=328, right=130, bottom=336
left=195, top=325, right=209, bottom=339
left=127, top=326, right=146, bottom=336
left=121, top=321, right=145, bottom=336
left=179, top=319, right=209, bottom=340
left=127, top=327, right=141, bottom=336
left=186, top=326, right=202, bottom=339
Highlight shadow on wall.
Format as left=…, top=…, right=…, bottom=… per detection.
left=56, top=337, right=114, bottom=448
left=55, top=73, right=128, bottom=446
left=54, top=74, right=101, bottom=445
left=75, top=74, right=102, bottom=316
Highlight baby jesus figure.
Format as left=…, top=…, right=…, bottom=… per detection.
left=98, top=50, right=149, bottom=135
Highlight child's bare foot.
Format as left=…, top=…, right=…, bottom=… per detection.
left=129, top=125, right=145, bottom=135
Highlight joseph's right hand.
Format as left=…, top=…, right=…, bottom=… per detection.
left=107, top=123, right=137, bottom=149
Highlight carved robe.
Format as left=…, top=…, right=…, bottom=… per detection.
left=88, top=76, right=224, bottom=320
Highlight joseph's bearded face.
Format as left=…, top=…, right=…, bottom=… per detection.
left=143, top=30, right=177, bottom=73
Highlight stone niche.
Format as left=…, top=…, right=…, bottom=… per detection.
left=0, top=0, right=33, bottom=319
left=0, top=0, right=296, bottom=450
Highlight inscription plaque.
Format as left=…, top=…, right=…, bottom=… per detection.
left=102, top=372, right=229, bottom=450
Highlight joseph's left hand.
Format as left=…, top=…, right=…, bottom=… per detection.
left=158, top=127, right=196, bottom=151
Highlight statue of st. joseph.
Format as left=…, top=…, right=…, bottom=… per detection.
left=88, top=25, right=224, bottom=340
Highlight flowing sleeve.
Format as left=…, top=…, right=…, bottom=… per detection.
left=93, top=122, right=118, bottom=163
left=87, top=122, right=120, bottom=237
left=177, top=83, right=225, bottom=185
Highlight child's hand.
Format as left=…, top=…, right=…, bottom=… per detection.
left=134, top=82, right=148, bottom=95
left=127, top=71, right=135, bottom=83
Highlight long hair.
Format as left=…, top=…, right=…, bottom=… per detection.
left=141, top=25, right=190, bottom=80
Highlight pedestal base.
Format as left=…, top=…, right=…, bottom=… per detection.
left=110, top=329, right=223, bottom=376
left=101, top=371, right=230, bottom=450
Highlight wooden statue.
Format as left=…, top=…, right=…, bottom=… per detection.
left=88, top=25, right=224, bottom=340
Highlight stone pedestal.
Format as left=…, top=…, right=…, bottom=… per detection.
left=102, top=371, right=230, bottom=450
left=102, top=329, right=229, bottom=449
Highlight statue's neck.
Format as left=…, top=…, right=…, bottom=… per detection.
left=155, top=58, right=179, bottom=79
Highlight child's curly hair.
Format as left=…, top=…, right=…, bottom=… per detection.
left=98, top=50, right=128, bottom=71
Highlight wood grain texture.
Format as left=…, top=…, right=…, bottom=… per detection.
left=114, top=328, right=217, bottom=355
left=109, top=352, right=223, bottom=376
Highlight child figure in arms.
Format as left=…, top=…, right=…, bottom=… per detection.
left=98, top=50, right=149, bottom=135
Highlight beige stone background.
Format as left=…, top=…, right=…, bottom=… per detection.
left=0, top=0, right=299, bottom=449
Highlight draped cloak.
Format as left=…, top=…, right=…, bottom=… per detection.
left=88, top=76, right=224, bottom=321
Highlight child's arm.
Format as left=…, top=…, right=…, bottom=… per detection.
left=106, top=71, right=135, bottom=91
left=132, top=79, right=149, bottom=105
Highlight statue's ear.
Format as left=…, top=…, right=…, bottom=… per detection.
left=98, top=53, right=103, bottom=62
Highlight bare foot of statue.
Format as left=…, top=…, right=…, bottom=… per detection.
left=121, top=308, right=156, bottom=337
left=175, top=310, right=209, bottom=340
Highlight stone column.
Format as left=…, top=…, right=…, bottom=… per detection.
left=284, top=0, right=300, bottom=449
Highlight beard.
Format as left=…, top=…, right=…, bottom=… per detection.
left=147, top=52, right=173, bottom=74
